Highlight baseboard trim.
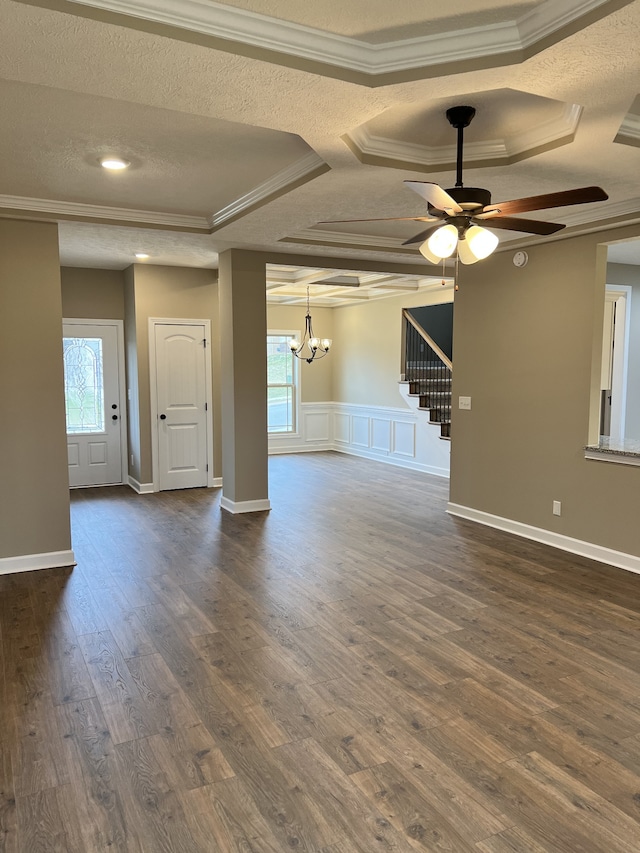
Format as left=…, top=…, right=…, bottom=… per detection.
left=220, top=496, right=271, bottom=514
left=0, top=549, right=76, bottom=575
left=128, top=476, right=154, bottom=494
left=211, top=477, right=223, bottom=487
left=334, top=445, right=449, bottom=478
left=269, top=442, right=334, bottom=455
left=447, top=502, right=640, bottom=576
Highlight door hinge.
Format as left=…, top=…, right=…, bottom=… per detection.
left=203, top=338, right=207, bottom=348
left=206, top=464, right=209, bottom=472
left=205, top=402, right=208, bottom=411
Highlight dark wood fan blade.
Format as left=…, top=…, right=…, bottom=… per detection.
left=477, top=216, right=566, bottom=235
left=402, top=224, right=443, bottom=246
left=319, top=216, right=439, bottom=224
left=480, top=186, right=608, bottom=217
left=403, top=181, right=463, bottom=214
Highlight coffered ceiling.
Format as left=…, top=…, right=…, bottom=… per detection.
left=2, top=0, right=640, bottom=288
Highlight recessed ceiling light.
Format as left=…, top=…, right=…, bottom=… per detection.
left=100, top=157, right=130, bottom=170
left=135, top=253, right=149, bottom=259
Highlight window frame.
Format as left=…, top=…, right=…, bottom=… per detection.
left=267, top=329, right=300, bottom=435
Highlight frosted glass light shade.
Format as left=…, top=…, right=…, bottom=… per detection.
left=458, top=225, right=499, bottom=265
left=419, top=224, right=459, bottom=264
left=289, top=338, right=300, bottom=352
left=429, top=224, right=458, bottom=259
left=320, top=338, right=332, bottom=351
left=309, top=337, right=320, bottom=350
left=418, top=241, right=443, bottom=264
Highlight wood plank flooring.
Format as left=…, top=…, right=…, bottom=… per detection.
left=2, top=451, right=640, bottom=851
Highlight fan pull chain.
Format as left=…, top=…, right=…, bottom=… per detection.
left=455, top=251, right=460, bottom=291
left=441, top=256, right=447, bottom=286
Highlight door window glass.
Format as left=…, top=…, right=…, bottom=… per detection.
left=63, top=337, right=105, bottom=433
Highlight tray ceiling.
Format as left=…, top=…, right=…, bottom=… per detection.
left=1, top=0, right=639, bottom=275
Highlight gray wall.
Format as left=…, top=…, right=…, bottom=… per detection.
left=332, top=287, right=454, bottom=407
left=61, top=267, right=126, bottom=320
left=125, top=264, right=220, bottom=485
left=0, top=219, right=71, bottom=561
left=450, top=223, right=640, bottom=558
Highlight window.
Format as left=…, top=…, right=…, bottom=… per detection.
left=63, top=337, right=105, bottom=434
left=267, top=332, right=298, bottom=433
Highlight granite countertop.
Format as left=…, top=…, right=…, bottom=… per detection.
left=585, top=437, right=640, bottom=458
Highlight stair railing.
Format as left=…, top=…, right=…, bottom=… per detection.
left=402, top=309, right=452, bottom=382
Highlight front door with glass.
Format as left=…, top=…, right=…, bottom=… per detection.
left=63, top=321, right=123, bottom=487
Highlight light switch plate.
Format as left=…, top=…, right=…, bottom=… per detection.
left=459, top=396, right=472, bottom=410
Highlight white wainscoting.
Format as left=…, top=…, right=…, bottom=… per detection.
left=269, top=403, right=450, bottom=478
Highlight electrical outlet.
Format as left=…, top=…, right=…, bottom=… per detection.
left=458, top=396, right=472, bottom=410
left=553, top=500, right=562, bottom=516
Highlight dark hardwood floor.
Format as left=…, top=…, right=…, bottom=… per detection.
left=2, top=451, right=640, bottom=851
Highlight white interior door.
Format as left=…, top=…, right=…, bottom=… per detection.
left=63, top=322, right=124, bottom=487
left=154, top=323, right=208, bottom=490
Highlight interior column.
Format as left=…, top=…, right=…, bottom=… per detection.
left=218, top=249, right=270, bottom=513
left=0, top=219, right=74, bottom=571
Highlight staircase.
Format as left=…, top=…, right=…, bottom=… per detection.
left=400, top=309, right=452, bottom=441
left=409, top=369, right=452, bottom=439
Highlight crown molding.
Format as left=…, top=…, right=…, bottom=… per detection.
left=516, top=0, right=621, bottom=45
left=0, top=154, right=330, bottom=231
left=288, top=227, right=413, bottom=251
left=0, top=194, right=210, bottom=229
left=556, top=197, right=640, bottom=228
left=64, top=0, right=627, bottom=79
left=345, top=103, right=582, bottom=171
left=209, top=151, right=328, bottom=229
left=291, top=200, right=640, bottom=256
left=614, top=112, right=640, bottom=145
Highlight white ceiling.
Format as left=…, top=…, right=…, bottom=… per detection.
left=2, top=0, right=640, bottom=293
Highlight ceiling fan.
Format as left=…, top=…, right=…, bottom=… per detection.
left=323, top=105, right=608, bottom=265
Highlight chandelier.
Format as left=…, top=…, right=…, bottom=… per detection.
left=289, top=287, right=332, bottom=363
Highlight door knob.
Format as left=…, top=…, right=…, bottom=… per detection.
left=160, top=414, right=167, bottom=420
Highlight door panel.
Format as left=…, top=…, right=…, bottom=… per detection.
left=155, top=324, right=208, bottom=490
left=63, top=322, right=123, bottom=487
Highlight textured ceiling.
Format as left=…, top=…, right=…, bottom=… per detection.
left=357, top=89, right=569, bottom=150
left=0, top=78, right=313, bottom=216
left=1, top=0, right=640, bottom=277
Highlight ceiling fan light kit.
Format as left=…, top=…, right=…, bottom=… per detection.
left=459, top=225, right=500, bottom=264
left=321, top=104, right=608, bottom=276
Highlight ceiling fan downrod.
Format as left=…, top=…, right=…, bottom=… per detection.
left=446, top=105, right=476, bottom=188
